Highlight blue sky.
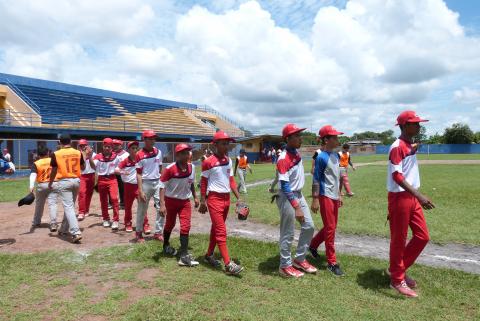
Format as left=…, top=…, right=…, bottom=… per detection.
left=0, top=0, right=479, bottom=136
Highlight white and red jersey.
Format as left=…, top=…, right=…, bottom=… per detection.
left=116, top=149, right=129, bottom=162
left=82, top=152, right=96, bottom=175
left=277, top=149, right=305, bottom=191
left=118, top=157, right=137, bottom=184
left=201, top=154, right=233, bottom=194
left=93, top=152, right=119, bottom=176
left=135, top=147, right=162, bottom=180
left=387, top=138, right=420, bottom=193
left=160, top=163, right=195, bottom=200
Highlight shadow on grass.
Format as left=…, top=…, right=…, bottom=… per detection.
left=356, top=268, right=402, bottom=299
left=258, top=255, right=280, bottom=276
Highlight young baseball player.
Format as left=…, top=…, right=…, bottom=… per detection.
left=159, top=143, right=200, bottom=266
left=387, top=111, right=434, bottom=298
left=199, top=131, right=244, bottom=275
left=0, top=159, right=15, bottom=175
left=92, top=138, right=120, bottom=230
left=135, top=130, right=164, bottom=243
left=338, top=143, right=356, bottom=197
left=30, top=145, right=59, bottom=232
left=77, top=139, right=96, bottom=220
left=234, top=149, right=252, bottom=194
left=116, top=141, right=150, bottom=232
left=48, top=134, right=85, bottom=243
left=113, top=139, right=128, bottom=209
left=310, top=142, right=325, bottom=175
left=309, top=125, right=345, bottom=276
left=276, top=124, right=316, bottom=278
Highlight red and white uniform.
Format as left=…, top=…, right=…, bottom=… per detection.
left=388, top=139, right=420, bottom=192
left=161, top=163, right=195, bottom=200
left=117, top=157, right=149, bottom=228
left=201, top=155, right=234, bottom=194
left=93, top=153, right=119, bottom=176
left=78, top=152, right=96, bottom=215
left=118, top=157, right=137, bottom=184
left=116, top=149, right=129, bottom=162
left=94, top=153, right=120, bottom=221
left=135, top=147, right=162, bottom=179
left=200, top=154, right=237, bottom=265
left=387, top=137, right=430, bottom=284
left=161, top=163, right=195, bottom=236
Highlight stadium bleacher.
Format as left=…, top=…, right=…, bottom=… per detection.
left=0, top=73, right=244, bottom=138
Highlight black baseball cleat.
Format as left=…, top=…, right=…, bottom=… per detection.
left=309, top=246, right=319, bottom=258
left=327, top=263, right=344, bottom=276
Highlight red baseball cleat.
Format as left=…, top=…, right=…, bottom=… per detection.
left=293, top=259, right=317, bottom=274
left=279, top=266, right=304, bottom=278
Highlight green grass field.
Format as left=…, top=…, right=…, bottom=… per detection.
left=245, top=164, right=480, bottom=245
left=1, top=236, right=478, bottom=321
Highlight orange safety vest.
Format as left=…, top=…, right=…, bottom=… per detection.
left=238, top=156, right=248, bottom=169
left=34, top=157, right=53, bottom=183
left=339, top=151, right=350, bottom=168
left=53, top=147, right=82, bottom=179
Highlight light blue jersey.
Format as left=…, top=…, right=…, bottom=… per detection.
left=313, top=151, right=340, bottom=200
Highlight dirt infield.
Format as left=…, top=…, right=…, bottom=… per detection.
left=1, top=190, right=479, bottom=274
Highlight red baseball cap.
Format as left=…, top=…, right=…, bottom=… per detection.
left=142, top=130, right=157, bottom=139
left=112, top=139, right=123, bottom=145
left=78, top=139, right=88, bottom=146
left=175, top=143, right=192, bottom=153
left=127, top=141, right=139, bottom=148
left=212, top=131, right=235, bottom=143
left=282, top=123, right=306, bottom=138
left=396, top=110, right=429, bottom=126
left=319, top=125, right=344, bottom=138
left=103, top=138, right=113, bottom=145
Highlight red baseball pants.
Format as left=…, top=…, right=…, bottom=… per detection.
left=310, top=195, right=340, bottom=265
left=388, top=192, right=430, bottom=284
left=97, top=175, right=119, bottom=222
left=78, top=173, right=95, bottom=215
left=163, top=196, right=192, bottom=235
left=206, top=192, right=231, bottom=265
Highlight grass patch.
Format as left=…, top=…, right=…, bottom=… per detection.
left=0, top=236, right=478, bottom=321
left=245, top=164, right=480, bottom=245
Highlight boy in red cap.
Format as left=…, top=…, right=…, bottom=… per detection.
left=77, top=139, right=96, bottom=220
left=309, top=125, right=345, bottom=276
left=276, top=124, right=316, bottom=278
left=92, top=138, right=121, bottom=230
left=113, top=139, right=127, bottom=209
left=159, top=143, right=200, bottom=266
left=136, top=130, right=164, bottom=242
left=387, top=111, right=434, bottom=298
left=199, top=130, right=244, bottom=275
left=115, top=141, right=150, bottom=232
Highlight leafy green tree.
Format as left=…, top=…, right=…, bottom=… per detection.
left=443, top=123, right=474, bottom=144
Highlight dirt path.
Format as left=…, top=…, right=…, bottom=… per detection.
left=1, top=189, right=479, bottom=274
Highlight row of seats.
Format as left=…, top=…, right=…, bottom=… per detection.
left=12, top=84, right=184, bottom=124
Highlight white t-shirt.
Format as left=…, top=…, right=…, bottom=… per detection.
left=160, top=163, right=195, bottom=200
left=93, top=153, right=119, bottom=176
left=135, top=147, right=163, bottom=180
left=201, top=154, right=233, bottom=194
left=387, top=138, right=420, bottom=193
left=118, top=157, right=137, bottom=184
left=82, top=152, right=96, bottom=175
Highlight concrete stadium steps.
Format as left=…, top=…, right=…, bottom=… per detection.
left=186, top=109, right=244, bottom=137
left=52, top=108, right=216, bottom=136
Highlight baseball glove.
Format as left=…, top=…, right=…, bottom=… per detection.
left=236, top=201, right=250, bottom=220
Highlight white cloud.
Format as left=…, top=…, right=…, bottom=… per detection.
left=454, top=87, right=480, bottom=104
left=1, top=0, right=479, bottom=136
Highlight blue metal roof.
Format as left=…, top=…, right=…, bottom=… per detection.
left=0, top=72, right=197, bottom=109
